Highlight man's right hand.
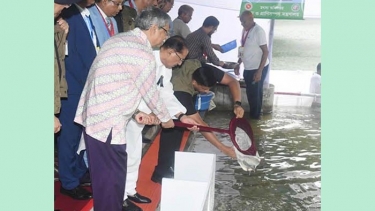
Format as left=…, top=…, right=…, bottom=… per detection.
left=134, top=111, right=151, bottom=124
left=57, top=18, right=69, bottom=35
left=161, top=119, right=175, bottom=128
left=180, top=115, right=200, bottom=132
left=54, top=116, right=62, bottom=133
left=212, top=44, right=223, bottom=53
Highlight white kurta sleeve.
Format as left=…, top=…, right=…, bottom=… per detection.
left=160, top=66, right=187, bottom=118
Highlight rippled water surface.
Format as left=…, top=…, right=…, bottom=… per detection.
left=191, top=107, right=321, bottom=211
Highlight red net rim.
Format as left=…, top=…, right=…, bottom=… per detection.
left=229, top=118, right=257, bottom=156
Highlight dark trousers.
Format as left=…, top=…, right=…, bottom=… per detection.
left=154, top=91, right=197, bottom=176
left=58, top=94, right=87, bottom=189
left=84, top=129, right=127, bottom=211
left=243, top=65, right=269, bottom=119
left=154, top=127, right=185, bottom=176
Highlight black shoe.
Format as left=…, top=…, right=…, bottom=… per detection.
left=127, top=193, right=151, bottom=204
left=151, top=169, right=174, bottom=184
left=60, top=186, right=92, bottom=200
left=122, top=199, right=143, bottom=211
left=151, top=171, right=163, bottom=184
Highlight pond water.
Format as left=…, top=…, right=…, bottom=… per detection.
left=191, top=106, right=321, bottom=211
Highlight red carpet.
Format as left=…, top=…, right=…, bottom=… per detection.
left=134, top=130, right=191, bottom=211
left=54, top=130, right=191, bottom=211
left=54, top=182, right=93, bottom=211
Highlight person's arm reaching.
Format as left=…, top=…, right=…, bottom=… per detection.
left=219, top=73, right=244, bottom=118
left=202, top=36, right=224, bottom=67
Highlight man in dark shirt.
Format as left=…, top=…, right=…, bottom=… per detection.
left=151, top=59, right=245, bottom=184
left=185, top=16, right=225, bottom=67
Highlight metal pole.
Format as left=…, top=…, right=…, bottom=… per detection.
left=274, top=91, right=321, bottom=98
left=264, top=19, right=275, bottom=88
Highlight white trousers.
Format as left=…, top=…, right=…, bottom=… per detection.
left=123, top=119, right=144, bottom=200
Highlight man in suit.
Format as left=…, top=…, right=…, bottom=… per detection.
left=88, top=0, right=123, bottom=47
left=58, top=0, right=97, bottom=200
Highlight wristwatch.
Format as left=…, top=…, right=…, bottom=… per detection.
left=234, top=101, right=242, bottom=107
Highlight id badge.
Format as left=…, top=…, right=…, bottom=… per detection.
left=238, top=46, right=244, bottom=58
left=65, top=41, right=68, bottom=56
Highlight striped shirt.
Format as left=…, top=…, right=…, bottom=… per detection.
left=185, top=27, right=220, bottom=66
left=74, top=28, right=171, bottom=145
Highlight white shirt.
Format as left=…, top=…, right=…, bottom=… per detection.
left=137, top=50, right=187, bottom=118
left=95, top=3, right=108, bottom=20
left=309, top=73, right=321, bottom=94
left=309, top=73, right=321, bottom=103
left=241, top=24, right=269, bottom=70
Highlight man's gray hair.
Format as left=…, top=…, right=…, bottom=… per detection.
left=135, top=7, right=171, bottom=30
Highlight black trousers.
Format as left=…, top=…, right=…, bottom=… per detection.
left=154, top=127, right=185, bottom=175
left=154, top=91, right=196, bottom=176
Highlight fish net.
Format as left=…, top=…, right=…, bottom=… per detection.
left=228, top=118, right=261, bottom=172
left=173, top=117, right=261, bottom=172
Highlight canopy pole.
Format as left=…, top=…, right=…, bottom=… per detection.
left=264, top=19, right=275, bottom=88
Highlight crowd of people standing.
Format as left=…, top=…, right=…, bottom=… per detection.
left=54, top=0, right=270, bottom=210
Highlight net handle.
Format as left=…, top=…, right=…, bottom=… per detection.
left=173, top=121, right=230, bottom=134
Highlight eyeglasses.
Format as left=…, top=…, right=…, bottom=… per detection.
left=173, top=50, right=185, bottom=62
left=110, top=0, right=123, bottom=7
left=159, top=26, right=170, bottom=37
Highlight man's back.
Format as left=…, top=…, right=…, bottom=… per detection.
left=115, top=5, right=137, bottom=33
left=309, top=73, right=321, bottom=94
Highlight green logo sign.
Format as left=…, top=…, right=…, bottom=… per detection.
left=240, top=0, right=305, bottom=20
